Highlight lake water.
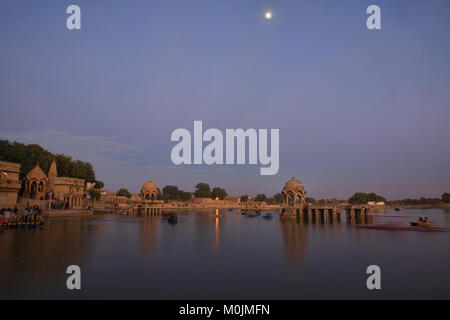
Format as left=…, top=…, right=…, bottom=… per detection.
left=1, top=208, right=449, bottom=299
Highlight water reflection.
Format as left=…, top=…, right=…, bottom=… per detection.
left=139, top=216, right=159, bottom=256
left=0, top=209, right=449, bottom=299
left=0, top=217, right=106, bottom=298
left=346, top=215, right=373, bottom=225
left=279, top=219, right=307, bottom=267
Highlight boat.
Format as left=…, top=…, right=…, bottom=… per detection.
left=410, top=221, right=432, bottom=227
left=410, top=217, right=432, bottom=227
left=246, top=212, right=259, bottom=218
left=394, top=208, right=401, bottom=211
left=167, top=214, right=178, bottom=224
left=357, top=224, right=447, bottom=232
left=262, top=212, right=273, bottom=219
left=1, top=220, right=44, bottom=229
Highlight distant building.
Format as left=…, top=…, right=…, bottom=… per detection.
left=104, top=194, right=128, bottom=207
left=192, top=197, right=216, bottom=204
left=0, top=161, right=21, bottom=208
left=23, top=160, right=84, bottom=209
left=368, top=201, right=385, bottom=206
left=226, top=197, right=241, bottom=204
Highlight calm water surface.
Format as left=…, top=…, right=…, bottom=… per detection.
left=1, top=208, right=449, bottom=299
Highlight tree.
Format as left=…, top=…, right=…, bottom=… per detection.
left=116, top=188, right=131, bottom=198
left=0, top=139, right=98, bottom=183
left=157, top=193, right=169, bottom=202
left=240, top=195, right=249, bottom=202
left=162, top=185, right=180, bottom=200
left=254, top=194, right=268, bottom=202
left=442, top=193, right=450, bottom=203
left=211, top=187, right=228, bottom=200
left=273, top=193, right=284, bottom=204
left=348, top=193, right=368, bottom=204
left=93, top=180, right=104, bottom=189
left=194, top=183, right=211, bottom=198
left=348, top=192, right=385, bottom=204
left=179, top=192, right=192, bottom=202
left=367, top=192, right=386, bottom=203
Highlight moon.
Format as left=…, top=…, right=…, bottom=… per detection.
left=265, top=11, right=273, bottom=20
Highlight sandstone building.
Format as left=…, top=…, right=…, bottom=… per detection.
left=0, top=161, right=21, bottom=208
left=282, top=177, right=306, bottom=206
left=23, top=160, right=85, bottom=209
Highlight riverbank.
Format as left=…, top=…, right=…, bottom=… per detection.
left=45, top=209, right=93, bottom=218
left=385, top=203, right=450, bottom=210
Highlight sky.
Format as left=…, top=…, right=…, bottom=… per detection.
left=0, top=0, right=449, bottom=199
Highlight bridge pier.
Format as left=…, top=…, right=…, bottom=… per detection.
left=281, top=206, right=343, bottom=224
left=343, top=206, right=370, bottom=224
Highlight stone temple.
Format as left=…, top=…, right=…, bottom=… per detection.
left=280, top=176, right=370, bottom=222
left=141, top=180, right=159, bottom=201
left=282, top=177, right=306, bottom=206
left=23, top=160, right=84, bottom=209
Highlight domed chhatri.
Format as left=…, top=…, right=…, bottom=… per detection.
left=282, top=177, right=306, bottom=206
left=141, top=180, right=159, bottom=201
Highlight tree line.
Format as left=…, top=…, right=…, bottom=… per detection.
left=114, top=182, right=450, bottom=206
left=0, top=140, right=103, bottom=187
left=348, top=192, right=450, bottom=205
left=114, top=183, right=288, bottom=204
left=348, top=192, right=386, bottom=205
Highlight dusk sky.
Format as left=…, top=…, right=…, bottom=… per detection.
left=1, top=0, right=449, bottom=199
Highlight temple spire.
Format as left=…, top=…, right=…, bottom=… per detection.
left=48, top=160, right=57, bottom=178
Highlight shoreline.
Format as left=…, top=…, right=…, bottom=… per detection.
left=41, top=203, right=450, bottom=218
left=385, top=204, right=450, bottom=210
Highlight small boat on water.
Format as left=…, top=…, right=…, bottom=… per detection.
left=410, top=221, right=432, bottom=227
left=394, top=208, right=401, bottom=211
left=246, top=212, right=259, bottom=218
left=410, top=217, right=432, bottom=227
left=262, top=212, right=273, bottom=219
left=167, top=214, right=178, bottom=224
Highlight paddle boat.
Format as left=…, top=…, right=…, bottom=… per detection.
left=410, top=217, right=432, bottom=227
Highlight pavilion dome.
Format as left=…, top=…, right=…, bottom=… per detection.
left=141, top=180, right=158, bottom=194
left=283, top=177, right=305, bottom=193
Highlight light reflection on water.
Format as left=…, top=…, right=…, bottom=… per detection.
left=0, top=208, right=449, bottom=299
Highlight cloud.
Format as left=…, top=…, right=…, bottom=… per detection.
left=0, top=129, right=167, bottom=191
left=0, top=129, right=274, bottom=195
left=1, top=129, right=136, bottom=161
